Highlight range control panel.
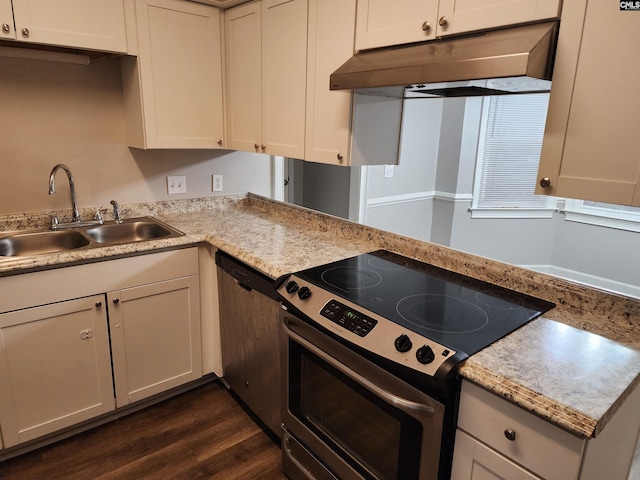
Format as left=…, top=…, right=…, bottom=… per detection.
left=320, top=299, right=378, bottom=337
left=278, top=275, right=464, bottom=379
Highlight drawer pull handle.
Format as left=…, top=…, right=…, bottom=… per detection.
left=504, top=429, right=517, bottom=441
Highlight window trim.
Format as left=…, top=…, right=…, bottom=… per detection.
left=562, top=199, right=640, bottom=233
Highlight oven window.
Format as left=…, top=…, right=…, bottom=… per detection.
left=289, top=343, right=422, bottom=480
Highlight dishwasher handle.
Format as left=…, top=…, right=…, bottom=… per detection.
left=215, top=250, right=279, bottom=300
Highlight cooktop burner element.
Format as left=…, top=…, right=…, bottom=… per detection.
left=277, top=250, right=555, bottom=379
left=321, top=266, right=382, bottom=292
left=397, top=294, right=489, bottom=334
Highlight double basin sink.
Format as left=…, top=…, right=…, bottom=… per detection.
left=0, top=217, right=184, bottom=257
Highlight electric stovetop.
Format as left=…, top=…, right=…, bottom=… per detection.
left=292, top=250, right=555, bottom=357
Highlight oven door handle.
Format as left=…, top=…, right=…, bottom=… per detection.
left=285, top=324, right=435, bottom=417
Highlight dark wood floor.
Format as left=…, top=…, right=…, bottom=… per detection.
left=0, top=380, right=287, bottom=480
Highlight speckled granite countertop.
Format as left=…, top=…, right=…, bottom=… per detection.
left=2, top=193, right=639, bottom=440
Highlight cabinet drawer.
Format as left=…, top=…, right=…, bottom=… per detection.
left=457, top=381, right=584, bottom=480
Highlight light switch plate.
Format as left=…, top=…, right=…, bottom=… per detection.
left=384, top=165, right=394, bottom=178
left=167, top=175, right=186, bottom=194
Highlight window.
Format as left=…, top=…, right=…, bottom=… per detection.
left=470, top=94, right=556, bottom=218
left=563, top=199, right=640, bottom=233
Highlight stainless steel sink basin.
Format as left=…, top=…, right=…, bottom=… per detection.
left=84, top=217, right=184, bottom=245
left=0, top=217, right=184, bottom=257
left=0, top=230, right=91, bottom=257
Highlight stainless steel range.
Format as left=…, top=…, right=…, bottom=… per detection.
left=276, top=250, right=554, bottom=480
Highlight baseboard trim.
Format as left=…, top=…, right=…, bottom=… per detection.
left=522, top=264, right=640, bottom=300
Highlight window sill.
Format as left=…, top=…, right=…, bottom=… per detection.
left=469, top=208, right=555, bottom=219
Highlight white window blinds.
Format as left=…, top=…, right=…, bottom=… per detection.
left=472, top=93, right=555, bottom=216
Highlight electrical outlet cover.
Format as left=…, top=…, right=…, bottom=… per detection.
left=213, top=174, right=223, bottom=192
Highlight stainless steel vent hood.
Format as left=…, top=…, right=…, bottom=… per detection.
left=330, top=21, right=558, bottom=99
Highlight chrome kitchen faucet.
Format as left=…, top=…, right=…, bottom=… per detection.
left=48, top=164, right=103, bottom=230
left=48, top=164, right=80, bottom=223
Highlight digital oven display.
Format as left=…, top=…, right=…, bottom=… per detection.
left=320, top=299, right=378, bottom=337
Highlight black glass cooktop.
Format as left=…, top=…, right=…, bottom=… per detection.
left=295, top=250, right=555, bottom=356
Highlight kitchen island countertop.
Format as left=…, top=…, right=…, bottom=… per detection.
left=1, top=193, right=639, bottom=439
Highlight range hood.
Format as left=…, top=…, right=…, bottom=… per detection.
left=330, top=21, right=558, bottom=99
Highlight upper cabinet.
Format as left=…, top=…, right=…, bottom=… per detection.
left=536, top=0, right=640, bottom=206
left=225, top=0, right=307, bottom=158
left=225, top=2, right=263, bottom=153
left=262, top=0, right=307, bottom=159
left=304, top=0, right=356, bottom=164
left=225, top=0, right=403, bottom=166
left=355, top=0, right=439, bottom=50
left=435, top=0, right=561, bottom=37
left=121, top=0, right=225, bottom=149
left=355, top=0, right=562, bottom=50
left=305, top=0, right=402, bottom=166
left=0, top=0, right=127, bottom=53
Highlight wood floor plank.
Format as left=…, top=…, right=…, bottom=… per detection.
left=0, top=381, right=287, bottom=480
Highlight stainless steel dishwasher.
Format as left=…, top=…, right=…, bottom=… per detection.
left=215, top=250, right=282, bottom=438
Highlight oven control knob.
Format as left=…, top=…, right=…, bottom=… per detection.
left=298, top=286, right=312, bottom=300
left=416, top=345, right=435, bottom=364
left=394, top=334, right=413, bottom=353
left=285, top=280, right=299, bottom=294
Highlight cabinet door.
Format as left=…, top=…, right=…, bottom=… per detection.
left=10, top=0, right=127, bottom=52
left=304, top=0, right=355, bottom=165
left=261, top=0, right=307, bottom=158
left=0, top=0, right=15, bottom=40
left=123, top=0, right=224, bottom=149
left=451, top=430, right=542, bottom=480
left=355, top=0, right=438, bottom=51
left=0, top=295, right=114, bottom=448
left=436, top=0, right=561, bottom=37
left=108, top=276, right=202, bottom=407
left=225, top=1, right=263, bottom=153
left=536, top=1, right=640, bottom=206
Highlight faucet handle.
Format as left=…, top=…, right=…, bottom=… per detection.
left=49, top=215, right=60, bottom=230
left=93, top=209, right=106, bottom=224
left=110, top=200, right=123, bottom=223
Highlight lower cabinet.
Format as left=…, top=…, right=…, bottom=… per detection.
left=0, top=295, right=115, bottom=448
left=453, top=430, right=541, bottom=480
left=109, top=276, right=202, bottom=407
left=452, top=380, right=640, bottom=480
left=0, top=248, right=202, bottom=449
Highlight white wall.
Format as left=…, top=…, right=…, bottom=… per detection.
left=0, top=55, right=272, bottom=215
left=361, top=98, right=442, bottom=240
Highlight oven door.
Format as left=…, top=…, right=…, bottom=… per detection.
left=281, top=311, right=447, bottom=480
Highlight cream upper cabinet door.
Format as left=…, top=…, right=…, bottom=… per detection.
left=0, top=0, right=15, bottom=40
left=225, top=1, right=263, bottom=153
left=304, top=0, right=356, bottom=165
left=436, top=0, right=561, bottom=37
left=9, top=0, right=127, bottom=52
left=355, top=0, right=439, bottom=51
left=122, top=0, right=224, bottom=149
left=355, top=0, right=561, bottom=49
left=0, top=295, right=115, bottom=448
left=261, top=0, right=307, bottom=158
left=536, top=0, right=640, bottom=206
left=108, top=276, right=202, bottom=407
